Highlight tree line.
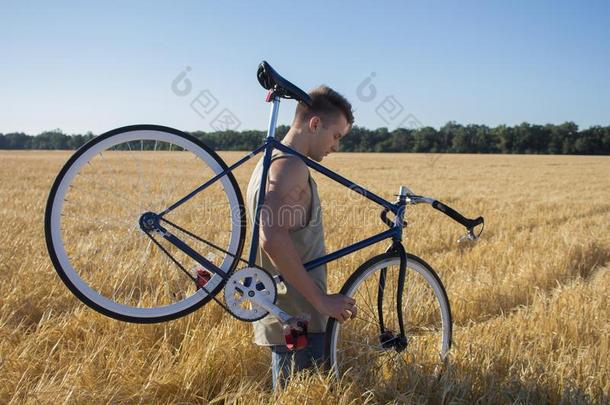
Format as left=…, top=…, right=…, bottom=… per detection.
left=1, top=122, right=609, bottom=155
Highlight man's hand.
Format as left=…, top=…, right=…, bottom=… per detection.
left=314, top=293, right=357, bottom=324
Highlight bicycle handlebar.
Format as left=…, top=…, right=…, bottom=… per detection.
left=380, top=196, right=484, bottom=240
left=431, top=200, right=484, bottom=230
left=380, top=208, right=400, bottom=228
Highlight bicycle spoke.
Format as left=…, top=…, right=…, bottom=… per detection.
left=336, top=341, right=389, bottom=370
left=155, top=144, right=181, bottom=213
left=350, top=313, right=382, bottom=330
left=383, top=349, right=410, bottom=370
left=60, top=209, right=136, bottom=230
left=61, top=215, right=141, bottom=264
left=127, top=140, right=149, bottom=213
left=143, top=230, right=195, bottom=283
left=160, top=218, right=247, bottom=267
left=99, top=232, right=141, bottom=263
left=355, top=285, right=381, bottom=325
left=75, top=171, right=146, bottom=214
left=156, top=142, right=198, bottom=215
left=110, top=267, right=133, bottom=299
left=97, top=147, right=126, bottom=213
left=406, top=326, right=443, bottom=336
left=143, top=230, right=233, bottom=311
left=138, top=237, right=154, bottom=265
left=340, top=338, right=385, bottom=351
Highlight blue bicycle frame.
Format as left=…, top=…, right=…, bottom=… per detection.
left=153, top=96, right=406, bottom=281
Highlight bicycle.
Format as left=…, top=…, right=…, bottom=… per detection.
left=44, top=61, right=484, bottom=379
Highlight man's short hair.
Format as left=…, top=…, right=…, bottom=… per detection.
left=294, top=85, right=354, bottom=126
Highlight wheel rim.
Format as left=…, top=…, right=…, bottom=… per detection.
left=329, top=256, right=451, bottom=381
left=48, top=129, right=243, bottom=320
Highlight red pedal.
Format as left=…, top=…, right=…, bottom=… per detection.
left=294, top=334, right=308, bottom=350
left=194, top=268, right=212, bottom=289
left=283, top=319, right=309, bottom=351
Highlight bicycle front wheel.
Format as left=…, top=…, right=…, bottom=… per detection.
left=45, top=124, right=246, bottom=323
left=325, top=252, right=452, bottom=381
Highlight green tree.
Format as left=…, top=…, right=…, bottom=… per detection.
left=558, top=122, right=579, bottom=154
left=602, top=127, right=610, bottom=154
left=473, top=125, right=496, bottom=153
left=389, top=128, right=414, bottom=152
left=528, top=124, right=550, bottom=154
left=4, top=132, right=31, bottom=149
left=575, top=126, right=605, bottom=154
left=413, top=127, right=439, bottom=152
left=32, top=129, right=69, bottom=149
left=451, top=125, right=477, bottom=153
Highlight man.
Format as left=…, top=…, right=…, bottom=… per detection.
left=246, top=85, right=357, bottom=389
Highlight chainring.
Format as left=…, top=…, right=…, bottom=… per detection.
left=223, top=267, right=277, bottom=321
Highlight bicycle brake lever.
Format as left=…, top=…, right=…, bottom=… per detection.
left=457, top=229, right=477, bottom=243
left=458, top=216, right=485, bottom=243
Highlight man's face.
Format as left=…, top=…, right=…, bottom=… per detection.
left=309, top=114, right=351, bottom=162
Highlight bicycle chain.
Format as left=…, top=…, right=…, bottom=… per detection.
left=142, top=229, right=232, bottom=313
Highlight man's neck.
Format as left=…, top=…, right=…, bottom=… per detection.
left=281, top=127, right=310, bottom=157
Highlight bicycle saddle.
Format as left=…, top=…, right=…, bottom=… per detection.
left=257, top=61, right=313, bottom=107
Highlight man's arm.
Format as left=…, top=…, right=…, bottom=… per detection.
left=259, top=157, right=356, bottom=323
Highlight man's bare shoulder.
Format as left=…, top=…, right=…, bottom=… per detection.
left=263, top=155, right=311, bottom=230
left=267, top=155, right=309, bottom=191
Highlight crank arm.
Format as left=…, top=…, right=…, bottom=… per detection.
left=240, top=280, right=310, bottom=350
left=247, top=293, right=292, bottom=324
left=247, top=293, right=308, bottom=333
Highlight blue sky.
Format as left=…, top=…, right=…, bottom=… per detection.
left=2, top=1, right=609, bottom=134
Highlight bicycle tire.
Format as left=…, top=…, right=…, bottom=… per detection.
left=45, top=124, right=246, bottom=323
left=324, top=251, right=452, bottom=380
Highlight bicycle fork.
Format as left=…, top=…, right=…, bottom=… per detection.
left=378, top=187, right=409, bottom=351
left=377, top=242, right=408, bottom=351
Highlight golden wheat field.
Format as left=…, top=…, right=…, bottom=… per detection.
left=0, top=149, right=608, bottom=404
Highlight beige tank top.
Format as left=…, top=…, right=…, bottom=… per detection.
left=246, top=149, right=328, bottom=346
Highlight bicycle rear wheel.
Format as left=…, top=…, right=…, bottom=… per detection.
left=45, top=124, right=246, bottom=323
left=325, top=252, right=452, bottom=382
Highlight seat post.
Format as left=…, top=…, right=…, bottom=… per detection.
left=265, top=96, right=281, bottom=140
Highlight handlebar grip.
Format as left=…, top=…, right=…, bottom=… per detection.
left=472, top=216, right=484, bottom=227
left=432, top=201, right=483, bottom=230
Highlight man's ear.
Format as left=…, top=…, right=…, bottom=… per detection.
left=308, top=116, right=321, bottom=133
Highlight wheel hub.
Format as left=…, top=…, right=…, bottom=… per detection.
left=139, top=212, right=159, bottom=232
left=379, top=330, right=408, bottom=352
